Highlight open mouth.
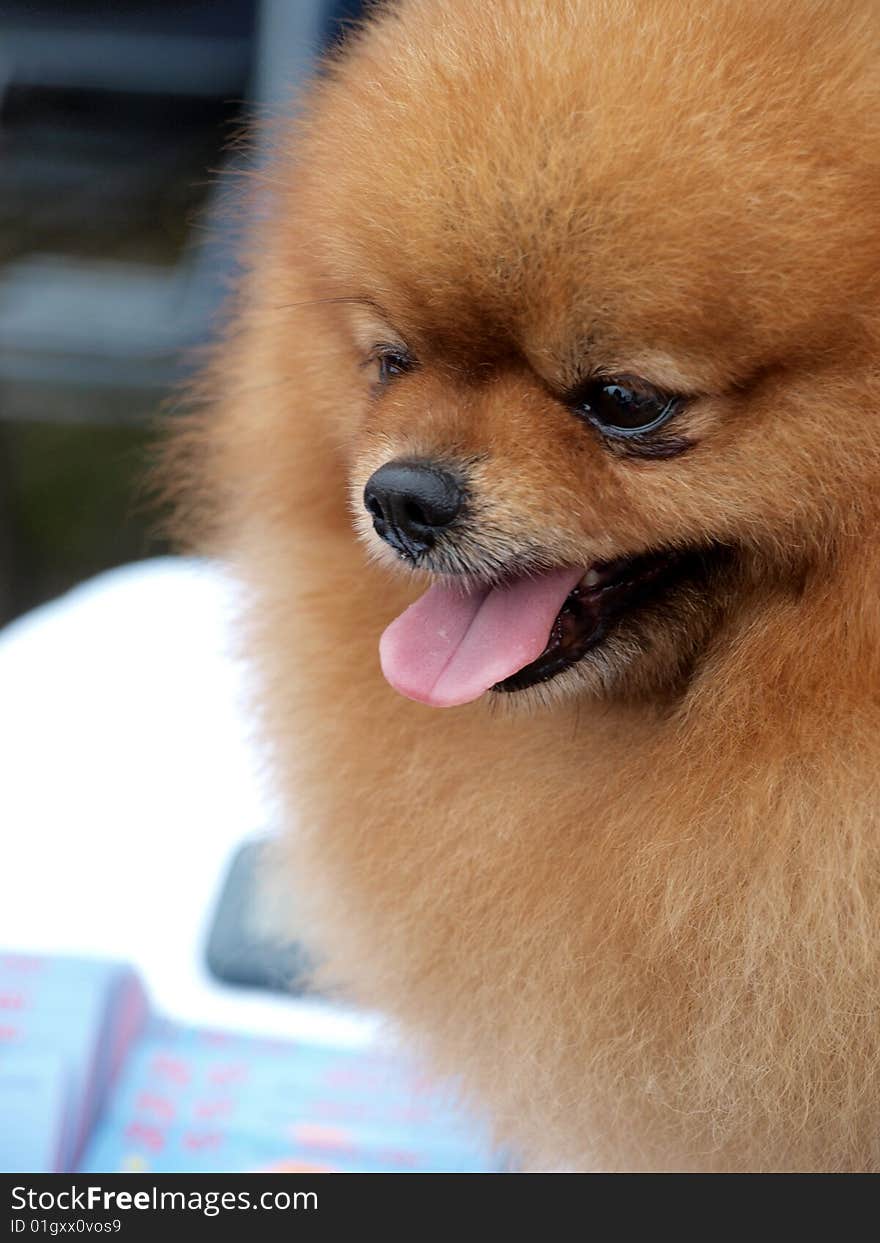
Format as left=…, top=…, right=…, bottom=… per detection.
left=493, top=549, right=688, bottom=694
left=379, top=546, right=706, bottom=708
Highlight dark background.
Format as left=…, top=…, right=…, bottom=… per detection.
left=0, top=0, right=364, bottom=625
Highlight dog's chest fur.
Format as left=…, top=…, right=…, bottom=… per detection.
left=244, top=517, right=880, bottom=1173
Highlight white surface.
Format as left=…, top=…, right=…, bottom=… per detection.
left=0, top=557, right=377, bottom=1048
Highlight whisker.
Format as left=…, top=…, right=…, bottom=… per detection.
left=270, top=295, right=391, bottom=315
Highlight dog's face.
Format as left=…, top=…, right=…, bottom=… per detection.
left=288, top=0, right=880, bottom=708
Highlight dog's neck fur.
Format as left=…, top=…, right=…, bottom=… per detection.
left=231, top=498, right=880, bottom=1171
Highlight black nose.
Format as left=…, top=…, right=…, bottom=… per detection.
left=364, top=460, right=464, bottom=559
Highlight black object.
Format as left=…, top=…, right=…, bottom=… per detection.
left=205, top=839, right=314, bottom=996
left=364, top=460, right=465, bottom=559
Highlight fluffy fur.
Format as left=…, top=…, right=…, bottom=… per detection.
left=173, top=0, right=880, bottom=1170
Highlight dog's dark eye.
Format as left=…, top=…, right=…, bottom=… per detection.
left=573, top=378, right=678, bottom=438
left=372, top=346, right=414, bottom=386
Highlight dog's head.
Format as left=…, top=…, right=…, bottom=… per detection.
left=288, top=0, right=880, bottom=708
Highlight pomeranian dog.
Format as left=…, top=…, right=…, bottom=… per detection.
left=174, top=0, right=880, bottom=1170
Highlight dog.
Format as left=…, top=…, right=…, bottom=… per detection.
left=173, top=0, right=880, bottom=1170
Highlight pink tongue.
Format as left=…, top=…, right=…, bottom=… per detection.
left=379, top=566, right=584, bottom=708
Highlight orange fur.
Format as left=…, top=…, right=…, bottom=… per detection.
left=173, top=0, right=880, bottom=1170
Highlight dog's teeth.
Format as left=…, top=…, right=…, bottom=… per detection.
left=583, top=568, right=601, bottom=588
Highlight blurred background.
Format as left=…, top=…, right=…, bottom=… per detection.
left=0, top=0, right=363, bottom=624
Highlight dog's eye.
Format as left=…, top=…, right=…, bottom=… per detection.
left=371, top=346, right=414, bottom=386
left=573, top=377, right=679, bottom=438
